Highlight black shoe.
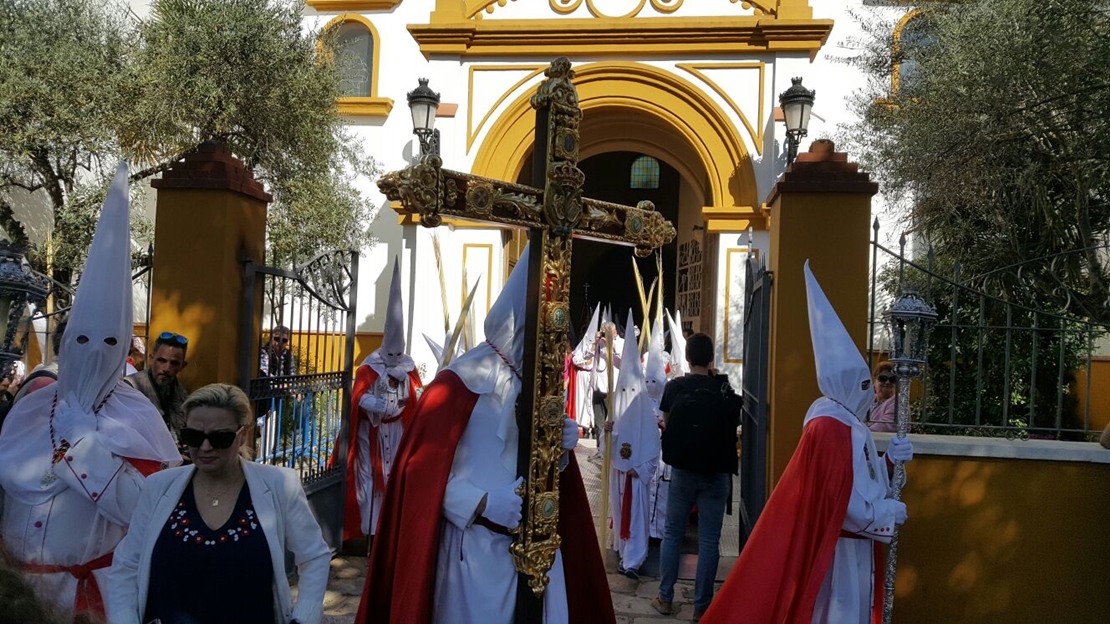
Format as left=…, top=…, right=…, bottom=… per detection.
left=622, top=567, right=640, bottom=581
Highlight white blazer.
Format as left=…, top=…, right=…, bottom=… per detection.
left=106, top=459, right=332, bottom=624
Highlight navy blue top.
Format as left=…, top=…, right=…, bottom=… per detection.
left=144, top=480, right=275, bottom=624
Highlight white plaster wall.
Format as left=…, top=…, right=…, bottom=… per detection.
left=115, top=0, right=897, bottom=374
left=713, top=228, right=770, bottom=389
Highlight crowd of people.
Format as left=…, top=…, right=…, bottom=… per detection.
left=3, top=162, right=1076, bottom=624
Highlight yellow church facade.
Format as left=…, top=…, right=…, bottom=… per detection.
left=304, top=0, right=903, bottom=377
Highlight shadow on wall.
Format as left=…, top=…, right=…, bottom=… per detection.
left=895, top=455, right=1110, bottom=623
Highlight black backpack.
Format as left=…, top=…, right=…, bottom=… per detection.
left=661, top=375, right=737, bottom=473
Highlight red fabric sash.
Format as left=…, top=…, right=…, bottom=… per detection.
left=22, top=550, right=113, bottom=619
left=620, top=472, right=633, bottom=540
left=701, top=416, right=855, bottom=624
left=566, top=363, right=578, bottom=422
left=327, top=366, right=423, bottom=542
left=357, top=370, right=616, bottom=624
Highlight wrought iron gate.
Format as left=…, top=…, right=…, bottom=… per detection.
left=239, top=250, right=358, bottom=550
left=739, top=255, right=772, bottom=544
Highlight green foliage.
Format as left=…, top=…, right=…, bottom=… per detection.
left=881, top=256, right=1092, bottom=439
left=842, top=0, right=1110, bottom=322
left=0, top=0, right=378, bottom=284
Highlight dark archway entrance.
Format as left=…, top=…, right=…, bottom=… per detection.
left=518, top=151, right=680, bottom=340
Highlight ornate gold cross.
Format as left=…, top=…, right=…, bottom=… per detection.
left=378, top=57, right=675, bottom=620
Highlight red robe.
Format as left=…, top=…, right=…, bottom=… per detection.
left=701, top=416, right=883, bottom=624
left=327, top=365, right=423, bottom=541
left=356, top=370, right=616, bottom=624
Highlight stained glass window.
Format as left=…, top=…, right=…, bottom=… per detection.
left=630, top=155, right=660, bottom=189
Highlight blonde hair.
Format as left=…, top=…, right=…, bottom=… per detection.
left=182, top=383, right=254, bottom=458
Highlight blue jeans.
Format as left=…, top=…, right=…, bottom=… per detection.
left=657, top=468, right=731, bottom=613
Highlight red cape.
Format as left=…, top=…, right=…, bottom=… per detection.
left=327, top=365, right=423, bottom=541
left=356, top=370, right=615, bottom=624
left=702, top=416, right=883, bottom=624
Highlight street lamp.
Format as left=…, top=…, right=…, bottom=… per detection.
left=0, top=241, right=50, bottom=368
left=407, top=77, right=441, bottom=157
left=778, top=77, right=816, bottom=165
left=880, top=287, right=937, bottom=624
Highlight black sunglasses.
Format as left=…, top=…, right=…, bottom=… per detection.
left=179, top=427, right=242, bottom=449
left=158, top=331, right=189, bottom=346
left=877, top=374, right=897, bottom=384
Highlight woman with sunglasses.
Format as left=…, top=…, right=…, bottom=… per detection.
left=107, top=384, right=331, bottom=624
left=868, top=361, right=898, bottom=433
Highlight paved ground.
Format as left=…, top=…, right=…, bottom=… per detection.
left=307, top=439, right=740, bottom=623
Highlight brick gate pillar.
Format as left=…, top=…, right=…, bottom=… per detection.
left=149, top=142, right=269, bottom=391
left=765, top=140, right=877, bottom=489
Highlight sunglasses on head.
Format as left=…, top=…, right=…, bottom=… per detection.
left=877, top=374, right=897, bottom=384
left=158, top=331, right=189, bottom=346
left=179, top=427, right=243, bottom=449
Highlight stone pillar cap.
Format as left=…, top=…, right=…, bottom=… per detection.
left=765, top=139, right=878, bottom=205
left=150, top=142, right=272, bottom=203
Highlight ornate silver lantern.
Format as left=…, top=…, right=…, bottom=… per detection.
left=0, top=241, right=50, bottom=368
left=881, top=287, right=937, bottom=624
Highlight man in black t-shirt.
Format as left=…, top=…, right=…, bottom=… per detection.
left=652, top=333, right=739, bottom=620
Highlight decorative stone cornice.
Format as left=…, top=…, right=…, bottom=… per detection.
left=408, top=16, right=833, bottom=60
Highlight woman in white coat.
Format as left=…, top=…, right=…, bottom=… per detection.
left=107, top=383, right=331, bottom=624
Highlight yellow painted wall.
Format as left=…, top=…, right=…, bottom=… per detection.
left=895, top=454, right=1110, bottom=622
left=767, top=190, right=871, bottom=486
left=149, top=185, right=267, bottom=390
left=1073, top=357, right=1110, bottom=433
left=281, top=330, right=383, bottom=378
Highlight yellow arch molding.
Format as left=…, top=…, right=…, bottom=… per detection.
left=891, top=8, right=924, bottom=97
left=321, top=14, right=394, bottom=118
left=676, top=62, right=764, bottom=155
left=467, top=64, right=547, bottom=152
left=471, top=61, right=759, bottom=216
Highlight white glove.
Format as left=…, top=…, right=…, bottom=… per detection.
left=891, top=500, right=908, bottom=525
left=887, top=436, right=914, bottom=463
left=562, top=418, right=578, bottom=450
left=359, top=394, right=386, bottom=414
left=482, top=477, right=525, bottom=529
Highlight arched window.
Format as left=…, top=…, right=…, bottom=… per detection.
left=336, top=21, right=373, bottom=97
left=321, top=14, right=392, bottom=117
left=630, top=155, right=660, bottom=189
left=893, top=10, right=937, bottom=97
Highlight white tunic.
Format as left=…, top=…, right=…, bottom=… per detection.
left=355, top=371, right=411, bottom=536
left=0, top=384, right=180, bottom=618
left=433, top=390, right=569, bottom=624
left=607, top=390, right=660, bottom=572
left=805, top=409, right=898, bottom=624
left=569, top=357, right=596, bottom=430
left=1, top=432, right=146, bottom=617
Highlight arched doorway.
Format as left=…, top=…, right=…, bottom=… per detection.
left=516, top=150, right=683, bottom=339
left=474, top=61, right=757, bottom=339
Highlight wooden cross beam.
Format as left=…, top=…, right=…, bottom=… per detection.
left=378, top=57, right=675, bottom=621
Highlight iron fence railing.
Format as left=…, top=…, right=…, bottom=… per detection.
left=241, top=250, right=357, bottom=492
left=868, top=221, right=1107, bottom=441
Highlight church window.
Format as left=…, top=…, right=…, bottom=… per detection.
left=892, top=10, right=937, bottom=98
left=336, top=21, right=373, bottom=97
left=321, top=14, right=393, bottom=118
left=630, top=156, right=660, bottom=189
